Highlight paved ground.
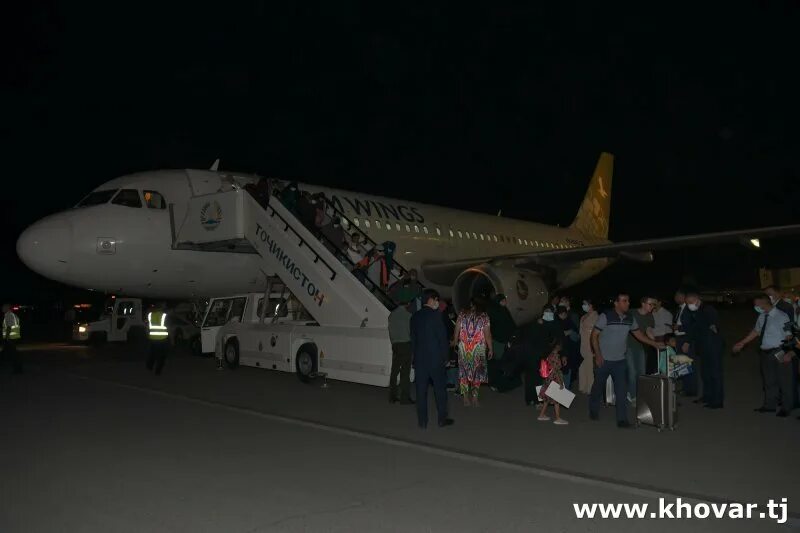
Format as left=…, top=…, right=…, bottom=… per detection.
left=1, top=308, right=799, bottom=532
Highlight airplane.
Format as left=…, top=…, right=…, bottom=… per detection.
left=16, top=153, right=800, bottom=324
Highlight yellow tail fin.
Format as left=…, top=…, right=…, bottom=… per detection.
left=570, top=152, right=613, bottom=239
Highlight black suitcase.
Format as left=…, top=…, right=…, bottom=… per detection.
left=635, top=374, right=677, bottom=431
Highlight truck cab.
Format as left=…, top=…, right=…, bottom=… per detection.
left=72, top=297, right=146, bottom=343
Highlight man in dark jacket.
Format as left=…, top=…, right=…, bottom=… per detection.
left=410, top=289, right=454, bottom=429
left=683, top=291, right=725, bottom=409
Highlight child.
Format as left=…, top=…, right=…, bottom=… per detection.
left=538, top=342, right=568, bottom=425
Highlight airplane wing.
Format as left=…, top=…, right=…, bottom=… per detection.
left=422, top=224, right=800, bottom=278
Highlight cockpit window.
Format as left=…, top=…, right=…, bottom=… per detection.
left=111, top=189, right=142, bottom=208
left=143, top=190, right=166, bottom=209
left=76, top=189, right=118, bottom=207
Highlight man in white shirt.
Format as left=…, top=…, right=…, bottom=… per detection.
left=733, top=294, right=794, bottom=417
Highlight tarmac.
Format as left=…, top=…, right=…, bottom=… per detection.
left=1, top=307, right=799, bottom=532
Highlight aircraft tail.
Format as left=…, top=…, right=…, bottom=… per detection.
left=570, top=152, right=613, bottom=239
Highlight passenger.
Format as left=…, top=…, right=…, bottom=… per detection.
left=651, top=297, right=673, bottom=342
left=381, top=241, right=397, bottom=288
left=443, top=305, right=459, bottom=392
left=537, top=341, right=568, bottom=425
left=410, top=289, right=454, bottom=429
left=388, top=300, right=414, bottom=405
left=487, top=294, right=515, bottom=361
left=346, top=232, right=363, bottom=265
left=254, top=178, right=270, bottom=209
left=625, top=297, right=656, bottom=403
left=297, top=192, right=317, bottom=233
left=279, top=181, right=300, bottom=215
left=683, top=291, right=725, bottom=409
left=673, top=287, right=698, bottom=397
left=589, top=292, right=664, bottom=429
left=518, top=306, right=557, bottom=405
left=452, top=299, right=493, bottom=407
left=733, top=293, right=794, bottom=417
left=320, top=217, right=347, bottom=256
left=578, top=299, right=598, bottom=394
left=367, top=245, right=385, bottom=290
left=555, top=305, right=580, bottom=390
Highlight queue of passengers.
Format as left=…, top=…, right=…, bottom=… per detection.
left=387, top=285, right=800, bottom=430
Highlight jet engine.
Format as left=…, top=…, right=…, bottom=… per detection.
left=452, top=264, right=549, bottom=325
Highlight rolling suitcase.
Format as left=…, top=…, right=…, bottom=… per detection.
left=635, top=374, right=677, bottom=431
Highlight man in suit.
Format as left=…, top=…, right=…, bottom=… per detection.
left=683, top=291, right=725, bottom=409
left=410, top=289, right=454, bottom=429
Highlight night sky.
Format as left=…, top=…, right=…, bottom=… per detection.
left=6, top=3, right=800, bottom=303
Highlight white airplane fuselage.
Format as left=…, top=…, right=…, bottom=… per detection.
left=17, top=168, right=611, bottom=311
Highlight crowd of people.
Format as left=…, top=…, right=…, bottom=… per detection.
left=387, top=285, right=800, bottom=430
left=243, top=180, right=800, bottom=428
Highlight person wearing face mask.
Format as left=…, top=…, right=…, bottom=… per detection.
left=765, top=285, right=799, bottom=408
left=556, top=305, right=580, bottom=390
left=683, top=291, right=725, bottom=409
left=518, top=305, right=558, bottom=406
left=487, top=294, right=516, bottom=361
left=578, top=299, right=598, bottom=394
left=673, top=288, right=698, bottom=397
left=733, top=294, right=794, bottom=417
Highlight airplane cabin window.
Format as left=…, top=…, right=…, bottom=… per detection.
left=524, top=239, right=528, bottom=245
left=111, top=189, right=142, bottom=208
left=493, top=235, right=498, bottom=242
left=143, top=190, right=166, bottom=209
left=423, top=226, right=429, bottom=234
left=517, top=238, right=522, bottom=245
left=76, top=189, right=119, bottom=208
left=405, top=224, right=411, bottom=232
left=472, top=232, right=478, bottom=240
left=414, top=225, right=420, bottom=233
left=353, top=218, right=360, bottom=227
left=458, top=231, right=463, bottom=238
left=465, top=232, right=470, bottom=239
left=386, top=223, right=392, bottom=230
left=436, top=228, right=441, bottom=236
left=375, top=220, right=381, bottom=229
left=396, top=223, right=401, bottom=231
left=364, top=220, right=371, bottom=228
left=449, top=229, right=454, bottom=237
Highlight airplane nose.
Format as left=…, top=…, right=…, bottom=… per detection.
left=17, top=216, right=73, bottom=280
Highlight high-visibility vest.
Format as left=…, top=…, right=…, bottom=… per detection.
left=147, top=311, right=169, bottom=341
left=3, top=312, right=20, bottom=340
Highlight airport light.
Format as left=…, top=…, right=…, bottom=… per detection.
left=78, top=326, right=87, bottom=333
left=749, top=238, right=761, bottom=248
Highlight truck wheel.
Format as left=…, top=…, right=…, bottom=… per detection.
left=224, top=339, right=240, bottom=369
left=295, top=347, right=316, bottom=383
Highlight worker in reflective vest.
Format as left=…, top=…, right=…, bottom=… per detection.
left=2, top=304, right=22, bottom=374
left=146, top=302, right=170, bottom=376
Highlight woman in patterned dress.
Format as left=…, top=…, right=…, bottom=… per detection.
left=538, top=342, right=569, bottom=425
left=452, top=299, right=493, bottom=407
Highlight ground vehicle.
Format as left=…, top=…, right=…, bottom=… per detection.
left=202, top=291, right=392, bottom=387
left=72, top=297, right=146, bottom=343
